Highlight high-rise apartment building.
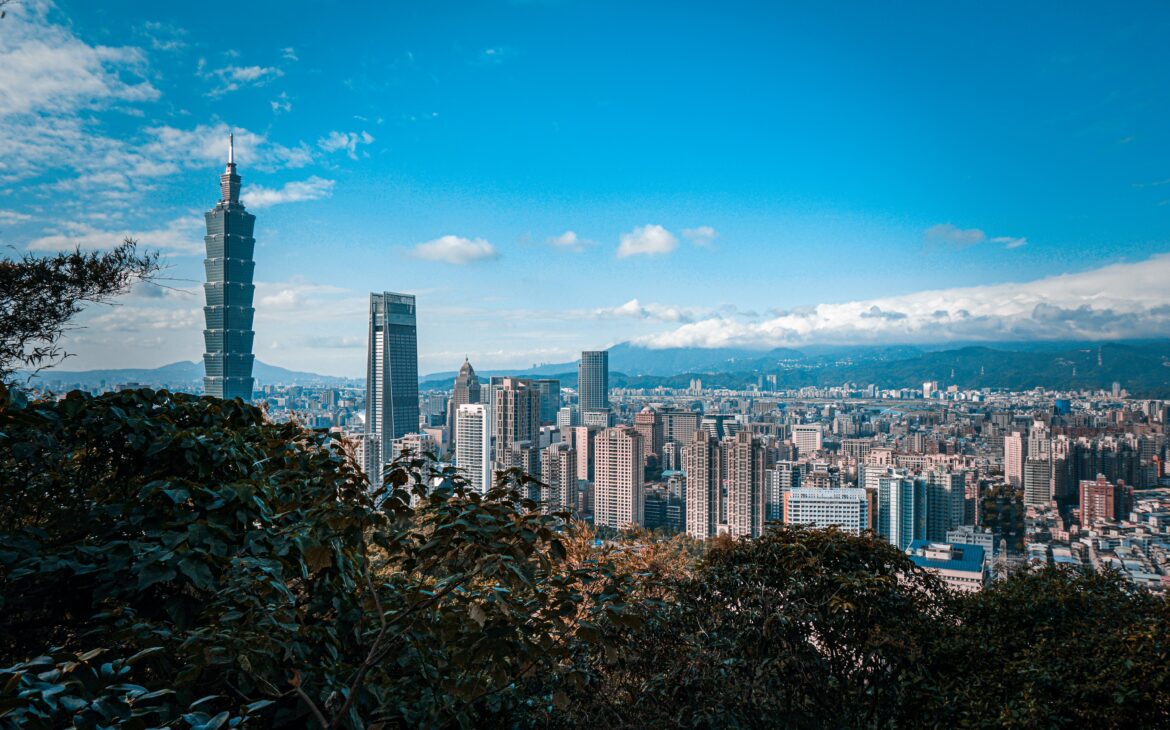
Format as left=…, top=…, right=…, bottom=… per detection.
left=445, top=358, right=480, bottom=454
left=1023, top=457, right=1053, bottom=507
left=578, top=350, right=609, bottom=415
left=765, top=460, right=802, bottom=522
left=365, top=292, right=420, bottom=469
left=540, top=442, right=577, bottom=514
left=493, top=378, right=541, bottom=453
left=683, top=430, right=721, bottom=540
left=662, top=408, right=701, bottom=447
left=593, top=426, right=644, bottom=529
left=202, top=134, right=256, bottom=401
left=724, top=432, right=767, bottom=538
left=634, top=407, right=665, bottom=461
left=455, top=404, right=491, bottom=494
left=924, top=470, right=966, bottom=541
left=1079, top=474, right=1134, bottom=525
left=1004, top=431, right=1027, bottom=488
left=878, top=474, right=926, bottom=550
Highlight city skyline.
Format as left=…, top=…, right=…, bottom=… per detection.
left=4, top=2, right=1170, bottom=377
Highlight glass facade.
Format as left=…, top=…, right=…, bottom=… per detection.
left=202, top=138, right=256, bottom=401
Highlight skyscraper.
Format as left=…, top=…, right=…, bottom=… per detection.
left=445, top=358, right=481, bottom=454
left=724, top=432, right=767, bottom=539
left=202, top=134, right=256, bottom=401
left=1004, top=431, right=1027, bottom=488
left=540, top=442, right=578, bottom=514
left=578, top=350, right=609, bottom=415
left=366, top=292, right=420, bottom=469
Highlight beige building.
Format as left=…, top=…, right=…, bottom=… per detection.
left=593, top=426, right=644, bottom=529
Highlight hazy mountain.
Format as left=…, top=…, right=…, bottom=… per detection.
left=24, top=361, right=360, bottom=390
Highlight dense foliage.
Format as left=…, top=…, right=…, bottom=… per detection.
left=2, top=386, right=1169, bottom=728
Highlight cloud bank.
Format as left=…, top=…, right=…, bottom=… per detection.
left=636, top=253, right=1170, bottom=349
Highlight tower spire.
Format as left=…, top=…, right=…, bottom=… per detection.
left=229, top=131, right=234, bottom=165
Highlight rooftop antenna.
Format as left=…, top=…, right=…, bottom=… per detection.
left=228, top=131, right=234, bottom=165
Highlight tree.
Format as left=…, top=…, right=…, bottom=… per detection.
left=548, top=525, right=946, bottom=728
left=0, top=240, right=159, bottom=381
left=0, top=386, right=635, bottom=728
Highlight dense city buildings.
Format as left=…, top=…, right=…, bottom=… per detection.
left=365, top=292, right=420, bottom=476
left=202, top=135, right=256, bottom=401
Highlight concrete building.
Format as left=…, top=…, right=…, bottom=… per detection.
left=1079, top=474, right=1135, bottom=525
left=593, top=426, right=644, bottom=529
left=906, top=541, right=987, bottom=592
left=683, top=430, right=721, bottom=540
left=540, top=442, right=577, bottom=514
left=455, top=404, right=491, bottom=494
left=792, top=423, right=824, bottom=456
left=765, top=460, right=801, bottom=522
left=634, top=406, right=665, bottom=462
left=1004, top=431, right=1026, bottom=488
left=724, top=432, right=767, bottom=539
left=784, top=487, right=868, bottom=535
left=445, top=358, right=480, bottom=455
left=493, top=378, right=541, bottom=453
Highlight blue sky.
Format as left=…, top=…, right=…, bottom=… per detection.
left=3, top=1, right=1170, bottom=376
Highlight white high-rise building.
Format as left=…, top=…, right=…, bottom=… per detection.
left=784, top=487, right=868, bottom=535
left=1004, top=431, right=1027, bottom=488
left=455, top=404, right=491, bottom=494
left=593, top=426, right=644, bottom=529
left=792, top=424, right=823, bottom=456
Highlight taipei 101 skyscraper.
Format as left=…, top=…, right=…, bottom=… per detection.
left=202, top=134, right=256, bottom=400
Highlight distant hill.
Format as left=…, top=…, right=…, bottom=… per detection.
left=24, top=361, right=360, bottom=390
left=419, top=340, right=1170, bottom=397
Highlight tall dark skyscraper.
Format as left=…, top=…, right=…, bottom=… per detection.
left=366, top=292, right=420, bottom=464
left=202, top=134, right=256, bottom=401
left=578, top=350, right=609, bottom=414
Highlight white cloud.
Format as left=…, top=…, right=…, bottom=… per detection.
left=617, top=224, right=677, bottom=258
left=924, top=223, right=986, bottom=247
left=25, top=216, right=204, bottom=256
left=270, top=91, right=292, bottom=114
left=144, top=123, right=314, bottom=171
left=682, top=226, right=718, bottom=247
left=593, top=299, right=696, bottom=323
left=992, top=236, right=1028, bottom=249
left=411, top=235, right=499, bottom=264
left=637, top=253, right=1170, bottom=348
left=242, top=176, right=334, bottom=209
left=926, top=224, right=1027, bottom=250
left=548, top=230, right=591, bottom=251
left=0, top=209, right=33, bottom=225
left=0, top=5, right=159, bottom=118
left=281, top=47, right=298, bottom=62
left=203, top=64, right=284, bottom=96
left=318, top=130, right=374, bottom=159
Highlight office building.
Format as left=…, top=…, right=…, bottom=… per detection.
left=1004, top=431, right=1026, bottom=488
left=531, top=378, right=562, bottom=425
left=578, top=350, right=610, bottom=416
left=878, top=474, right=926, bottom=550
left=634, top=407, right=665, bottom=462
left=792, top=424, right=824, bottom=456
left=784, top=487, right=868, bottom=535
left=366, top=291, right=420, bottom=472
left=202, top=134, right=256, bottom=401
